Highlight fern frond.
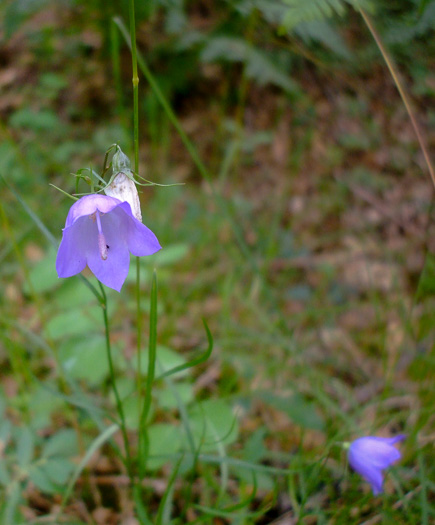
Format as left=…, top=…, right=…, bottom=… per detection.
left=282, top=0, right=372, bottom=29
left=200, top=36, right=299, bottom=93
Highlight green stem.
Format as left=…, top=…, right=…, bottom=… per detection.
left=139, top=270, right=158, bottom=478
left=129, top=0, right=139, bottom=174
left=110, top=17, right=124, bottom=119
left=136, top=256, right=142, bottom=398
left=127, top=0, right=143, bottom=435
left=98, top=281, right=132, bottom=477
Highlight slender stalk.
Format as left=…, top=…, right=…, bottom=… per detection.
left=139, top=271, right=158, bottom=478
left=127, top=6, right=152, bottom=521
left=110, top=17, right=124, bottom=119
left=98, top=281, right=132, bottom=477
left=129, top=0, right=139, bottom=174
left=127, top=0, right=144, bottom=435
left=359, top=8, right=435, bottom=189
left=136, top=256, right=142, bottom=390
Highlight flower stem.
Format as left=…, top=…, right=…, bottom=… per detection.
left=98, top=281, right=132, bottom=477
left=110, top=16, right=124, bottom=119
left=129, top=0, right=139, bottom=174
left=128, top=0, right=144, bottom=458
left=136, top=256, right=142, bottom=401
left=139, top=270, right=158, bottom=478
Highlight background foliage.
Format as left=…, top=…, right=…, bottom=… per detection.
left=0, top=0, right=434, bottom=523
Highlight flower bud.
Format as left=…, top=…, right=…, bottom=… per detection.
left=112, top=148, right=131, bottom=174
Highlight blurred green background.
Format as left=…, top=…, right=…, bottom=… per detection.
left=0, top=0, right=434, bottom=523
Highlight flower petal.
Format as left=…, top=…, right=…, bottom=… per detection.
left=350, top=437, right=402, bottom=469
left=358, top=463, right=384, bottom=495
left=56, top=194, right=161, bottom=292
left=348, top=435, right=405, bottom=495
left=65, top=194, right=122, bottom=228
left=86, top=211, right=130, bottom=292
left=123, top=215, right=161, bottom=257
left=56, top=216, right=92, bottom=278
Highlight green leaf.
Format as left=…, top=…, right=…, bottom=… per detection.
left=282, top=0, right=363, bottom=29
left=41, top=458, right=75, bottom=485
left=294, top=20, right=352, bottom=59
left=147, top=423, right=182, bottom=471
left=200, top=37, right=298, bottom=94
left=42, top=429, right=78, bottom=458
left=9, top=108, right=60, bottom=132
left=24, top=249, right=60, bottom=294
left=0, top=460, right=11, bottom=486
left=44, top=306, right=101, bottom=340
left=156, top=382, right=194, bottom=410
left=258, top=392, right=325, bottom=431
left=28, top=384, right=65, bottom=430
left=3, top=480, right=21, bottom=524
left=242, top=428, right=267, bottom=463
left=59, top=335, right=116, bottom=385
left=53, top=279, right=97, bottom=310
left=0, top=420, right=12, bottom=445
left=39, top=72, right=68, bottom=93
left=188, top=399, right=239, bottom=452
left=16, top=426, right=34, bottom=468
left=62, top=425, right=119, bottom=509
left=416, top=253, right=435, bottom=301
left=152, top=243, right=189, bottom=266
left=3, top=0, right=50, bottom=40
left=134, top=345, right=188, bottom=378
left=28, top=465, right=58, bottom=494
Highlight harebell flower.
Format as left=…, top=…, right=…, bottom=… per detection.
left=56, top=194, right=161, bottom=291
left=347, top=435, right=406, bottom=495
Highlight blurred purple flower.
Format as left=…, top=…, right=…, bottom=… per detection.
left=56, top=194, right=161, bottom=292
left=348, top=435, right=406, bottom=495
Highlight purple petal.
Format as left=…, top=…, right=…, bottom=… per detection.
left=359, top=464, right=384, bottom=495
left=86, top=215, right=130, bottom=292
left=348, top=445, right=384, bottom=495
left=56, top=194, right=161, bottom=292
left=116, top=203, right=161, bottom=256
left=65, top=194, right=122, bottom=228
left=348, top=435, right=405, bottom=495
left=350, top=437, right=402, bottom=469
left=383, top=434, right=406, bottom=446
left=56, top=215, right=91, bottom=278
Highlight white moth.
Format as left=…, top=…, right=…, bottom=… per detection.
left=104, top=171, right=142, bottom=222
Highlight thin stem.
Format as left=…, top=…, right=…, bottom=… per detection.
left=139, top=270, right=158, bottom=478
left=129, top=0, right=139, bottom=174
left=136, top=256, right=141, bottom=397
left=359, top=8, right=435, bottom=190
left=98, top=281, right=133, bottom=477
left=128, top=0, right=144, bottom=451
left=110, top=17, right=124, bottom=119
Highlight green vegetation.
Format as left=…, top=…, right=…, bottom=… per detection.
left=0, top=0, right=434, bottom=523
